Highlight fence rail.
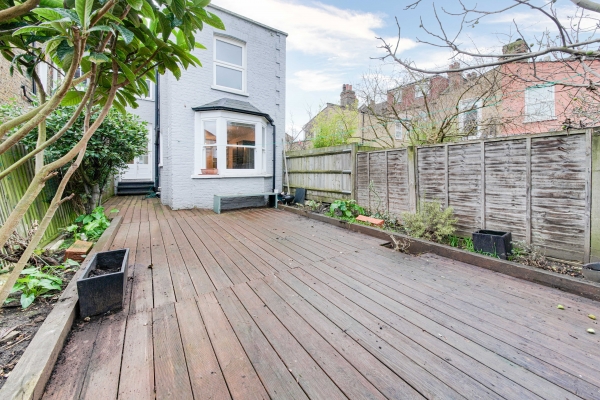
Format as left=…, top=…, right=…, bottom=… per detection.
left=284, top=144, right=356, bottom=203
left=356, top=129, right=595, bottom=263
left=0, top=145, right=76, bottom=247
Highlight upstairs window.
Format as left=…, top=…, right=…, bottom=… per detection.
left=525, top=85, right=555, bottom=122
left=395, top=122, right=404, bottom=140
left=415, top=81, right=429, bottom=98
left=214, top=36, right=246, bottom=93
left=138, top=79, right=154, bottom=101
left=459, top=99, right=482, bottom=137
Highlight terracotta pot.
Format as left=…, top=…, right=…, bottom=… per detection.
left=201, top=168, right=219, bottom=175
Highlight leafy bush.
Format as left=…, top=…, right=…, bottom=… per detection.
left=16, top=105, right=149, bottom=213
left=327, top=200, right=365, bottom=220
left=67, top=206, right=113, bottom=242
left=7, top=259, right=79, bottom=309
left=402, top=201, right=457, bottom=242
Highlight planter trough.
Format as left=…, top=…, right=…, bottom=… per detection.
left=472, top=230, right=512, bottom=260
left=77, top=248, right=129, bottom=318
left=583, top=263, right=600, bottom=283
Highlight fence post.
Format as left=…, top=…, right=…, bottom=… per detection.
left=445, top=144, right=449, bottom=209
left=525, top=137, right=532, bottom=246
left=588, top=129, right=598, bottom=263
left=407, top=146, right=418, bottom=213
left=480, top=141, right=486, bottom=229
left=351, top=143, right=357, bottom=201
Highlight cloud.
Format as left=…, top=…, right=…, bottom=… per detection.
left=213, top=0, right=416, bottom=62
left=290, top=69, right=343, bottom=92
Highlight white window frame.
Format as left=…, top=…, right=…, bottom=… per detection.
left=212, top=35, right=247, bottom=95
left=137, top=79, right=154, bottom=101
left=194, top=111, right=267, bottom=177
left=524, top=85, right=555, bottom=123
left=415, top=81, right=429, bottom=98
left=459, top=99, right=483, bottom=137
left=394, top=121, right=405, bottom=141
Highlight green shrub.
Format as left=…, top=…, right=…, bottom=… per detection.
left=402, top=201, right=457, bottom=242
left=327, top=200, right=365, bottom=220
left=66, top=206, right=113, bottom=242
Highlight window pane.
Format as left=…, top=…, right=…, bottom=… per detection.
left=204, top=120, right=217, bottom=144
left=262, top=126, right=266, bottom=149
left=204, top=146, right=217, bottom=169
left=216, top=65, right=243, bottom=90
left=227, top=122, right=255, bottom=145
left=216, top=39, right=243, bottom=66
left=227, top=146, right=255, bottom=169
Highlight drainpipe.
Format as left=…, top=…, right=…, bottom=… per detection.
left=154, top=69, right=160, bottom=193
left=271, top=122, right=276, bottom=194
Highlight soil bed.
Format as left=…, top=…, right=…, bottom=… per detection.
left=88, top=267, right=120, bottom=277
left=0, top=268, right=76, bottom=389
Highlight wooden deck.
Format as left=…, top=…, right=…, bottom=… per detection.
left=42, top=196, right=600, bottom=399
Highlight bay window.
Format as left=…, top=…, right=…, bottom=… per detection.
left=195, top=111, right=267, bottom=177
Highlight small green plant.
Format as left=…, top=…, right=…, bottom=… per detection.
left=327, top=200, right=366, bottom=221
left=67, top=206, right=115, bottom=242
left=402, top=201, right=457, bottom=242
left=5, top=259, right=80, bottom=309
left=305, top=199, right=322, bottom=212
left=463, top=237, right=475, bottom=252
left=9, top=268, right=62, bottom=308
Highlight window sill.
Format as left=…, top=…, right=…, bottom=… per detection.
left=211, top=85, right=249, bottom=97
left=191, top=174, right=272, bottom=179
left=524, top=116, right=556, bottom=123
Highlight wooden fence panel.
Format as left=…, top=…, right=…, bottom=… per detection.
left=368, top=152, right=387, bottom=212
left=531, top=135, right=587, bottom=260
left=285, top=144, right=355, bottom=203
left=0, top=145, right=76, bottom=246
left=417, top=146, right=446, bottom=203
left=448, top=143, right=482, bottom=235
left=354, top=129, right=592, bottom=262
left=356, top=152, right=369, bottom=206
left=387, top=149, right=410, bottom=215
left=484, top=139, right=528, bottom=241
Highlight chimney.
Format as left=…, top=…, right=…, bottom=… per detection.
left=500, top=38, right=529, bottom=60
left=340, top=84, right=357, bottom=108
left=448, top=61, right=462, bottom=88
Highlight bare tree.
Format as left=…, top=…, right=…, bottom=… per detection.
left=379, top=0, right=600, bottom=91
left=357, top=65, right=518, bottom=145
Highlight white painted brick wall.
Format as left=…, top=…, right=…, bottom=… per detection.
left=160, top=6, right=286, bottom=209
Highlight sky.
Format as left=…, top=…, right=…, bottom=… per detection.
left=212, top=0, right=584, bottom=135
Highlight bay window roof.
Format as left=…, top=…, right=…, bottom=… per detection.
left=192, top=98, right=273, bottom=123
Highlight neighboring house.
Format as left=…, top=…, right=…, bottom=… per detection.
left=0, top=57, right=37, bottom=107
left=123, top=4, right=287, bottom=210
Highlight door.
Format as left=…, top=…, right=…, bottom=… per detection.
left=121, top=124, right=153, bottom=180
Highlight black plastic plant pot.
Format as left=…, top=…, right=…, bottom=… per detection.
left=472, top=230, right=512, bottom=260
left=77, top=249, right=129, bottom=318
left=583, top=263, right=600, bottom=283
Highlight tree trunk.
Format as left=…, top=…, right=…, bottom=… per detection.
left=88, top=183, right=101, bottom=214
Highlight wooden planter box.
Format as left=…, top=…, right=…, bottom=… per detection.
left=77, top=249, right=129, bottom=318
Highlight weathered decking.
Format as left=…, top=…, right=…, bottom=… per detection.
left=43, top=196, right=600, bottom=399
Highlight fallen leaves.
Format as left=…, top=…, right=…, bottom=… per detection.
left=557, top=304, right=564, bottom=310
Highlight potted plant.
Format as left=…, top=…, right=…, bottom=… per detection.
left=472, top=230, right=512, bottom=259
left=583, top=263, right=600, bottom=283
left=77, top=249, right=129, bottom=318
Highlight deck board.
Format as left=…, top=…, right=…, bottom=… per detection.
left=44, top=197, right=600, bottom=399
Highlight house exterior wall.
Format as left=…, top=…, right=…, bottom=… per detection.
left=499, top=61, right=599, bottom=135
left=0, top=57, right=34, bottom=107
left=133, top=5, right=286, bottom=209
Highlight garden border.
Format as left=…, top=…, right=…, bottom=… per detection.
left=281, top=205, right=600, bottom=302
left=0, top=216, right=122, bottom=400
